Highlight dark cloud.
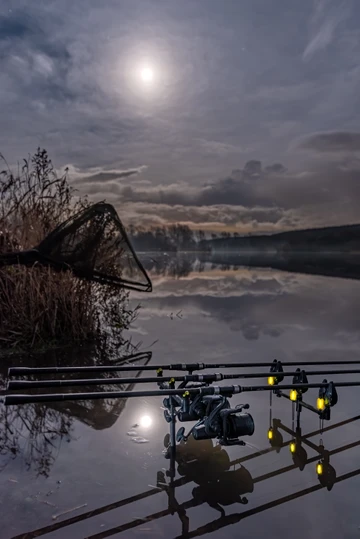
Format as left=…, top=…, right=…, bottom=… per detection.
left=243, top=160, right=262, bottom=177
left=0, top=11, right=70, bottom=62
left=300, top=132, right=360, bottom=153
left=74, top=156, right=360, bottom=230
left=115, top=159, right=359, bottom=211
left=116, top=163, right=274, bottom=208
left=0, top=13, right=34, bottom=41
left=0, top=10, right=74, bottom=107
left=264, top=163, right=287, bottom=174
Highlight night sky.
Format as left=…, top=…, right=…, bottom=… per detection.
left=1, top=0, right=360, bottom=232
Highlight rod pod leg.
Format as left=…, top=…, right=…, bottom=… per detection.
left=164, top=395, right=177, bottom=469
left=169, top=397, right=177, bottom=473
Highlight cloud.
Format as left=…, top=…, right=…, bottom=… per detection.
left=115, top=201, right=293, bottom=230
left=303, top=0, right=349, bottom=61
left=264, top=163, right=287, bottom=174
left=32, top=53, right=54, bottom=77
left=115, top=166, right=273, bottom=208
left=299, top=131, right=360, bottom=153
left=249, top=82, right=318, bottom=102
left=72, top=156, right=360, bottom=231
left=2, top=0, right=360, bottom=237
left=196, top=139, right=249, bottom=156
left=69, top=165, right=148, bottom=185
left=303, top=17, right=338, bottom=60
left=113, top=161, right=342, bottom=212
left=74, top=181, right=124, bottom=197
left=0, top=12, right=38, bottom=41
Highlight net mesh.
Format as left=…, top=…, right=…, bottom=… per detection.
left=36, top=202, right=151, bottom=291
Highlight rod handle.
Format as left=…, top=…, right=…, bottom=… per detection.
left=4, top=394, right=63, bottom=405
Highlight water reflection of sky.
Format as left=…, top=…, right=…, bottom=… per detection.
left=2, top=263, right=360, bottom=538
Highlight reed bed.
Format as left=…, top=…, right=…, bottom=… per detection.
left=0, top=148, right=136, bottom=353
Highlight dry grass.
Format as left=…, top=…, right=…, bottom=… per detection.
left=0, top=148, right=136, bottom=353
left=0, top=265, right=95, bottom=349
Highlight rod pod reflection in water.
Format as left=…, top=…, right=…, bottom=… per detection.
left=11, top=413, right=360, bottom=539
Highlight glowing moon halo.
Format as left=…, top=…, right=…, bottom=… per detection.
left=140, top=67, right=154, bottom=83
left=139, top=415, right=152, bottom=428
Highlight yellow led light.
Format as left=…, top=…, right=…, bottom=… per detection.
left=316, top=462, right=323, bottom=475
left=268, top=376, right=275, bottom=386
left=170, top=378, right=175, bottom=384
left=183, top=391, right=190, bottom=397
left=290, top=442, right=296, bottom=454
left=317, top=397, right=325, bottom=411
left=290, top=389, right=298, bottom=402
left=268, top=428, right=273, bottom=440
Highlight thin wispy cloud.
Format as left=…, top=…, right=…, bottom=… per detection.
left=68, top=165, right=148, bottom=185
left=303, top=0, right=349, bottom=61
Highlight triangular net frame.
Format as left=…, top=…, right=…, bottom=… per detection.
left=36, top=202, right=152, bottom=292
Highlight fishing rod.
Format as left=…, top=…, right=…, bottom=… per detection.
left=3, top=381, right=347, bottom=405
left=8, top=358, right=360, bottom=376
left=3, top=365, right=355, bottom=457
left=6, top=350, right=153, bottom=379
left=8, top=367, right=360, bottom=390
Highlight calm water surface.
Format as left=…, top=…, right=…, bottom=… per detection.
left=1, top=256, right=360, bottom=538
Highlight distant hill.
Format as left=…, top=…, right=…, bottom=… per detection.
left=205, top=223, right=360, bottom=252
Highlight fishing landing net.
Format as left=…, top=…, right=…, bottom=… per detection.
left=0, top=202, right=152, bottom=292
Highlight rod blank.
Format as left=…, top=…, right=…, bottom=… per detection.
left=4, top=381, right=352, bottom=406
left=7, top=351, right=152, bottom=376
left=8, top=359, right=360, bottom=376
left=8, top=368, right=360, bottom=391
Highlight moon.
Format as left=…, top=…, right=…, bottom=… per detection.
left=139, top=415, right=152, bottom=428
left=140, top=67, right=154, bottom=83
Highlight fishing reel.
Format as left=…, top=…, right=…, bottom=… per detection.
left=162, top=388, right=255, bottom=446
left=162, top=383, right=209, bottom=423
left=191, top=400, right=254, bottom=446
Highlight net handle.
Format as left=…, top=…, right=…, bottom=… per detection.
left=0, top=203, right=152, bottom=292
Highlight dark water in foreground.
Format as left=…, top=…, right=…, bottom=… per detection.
left=2, top=255, right=360, bottom=538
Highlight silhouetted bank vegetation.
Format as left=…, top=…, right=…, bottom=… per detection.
left=130, top=224, right=360, bottom=253
left=129, top=224, right=211, bottom=252
left=0, top=149, right=137, bottom=354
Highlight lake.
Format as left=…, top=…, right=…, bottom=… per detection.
left=1, top=253, right=360, bottom=539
